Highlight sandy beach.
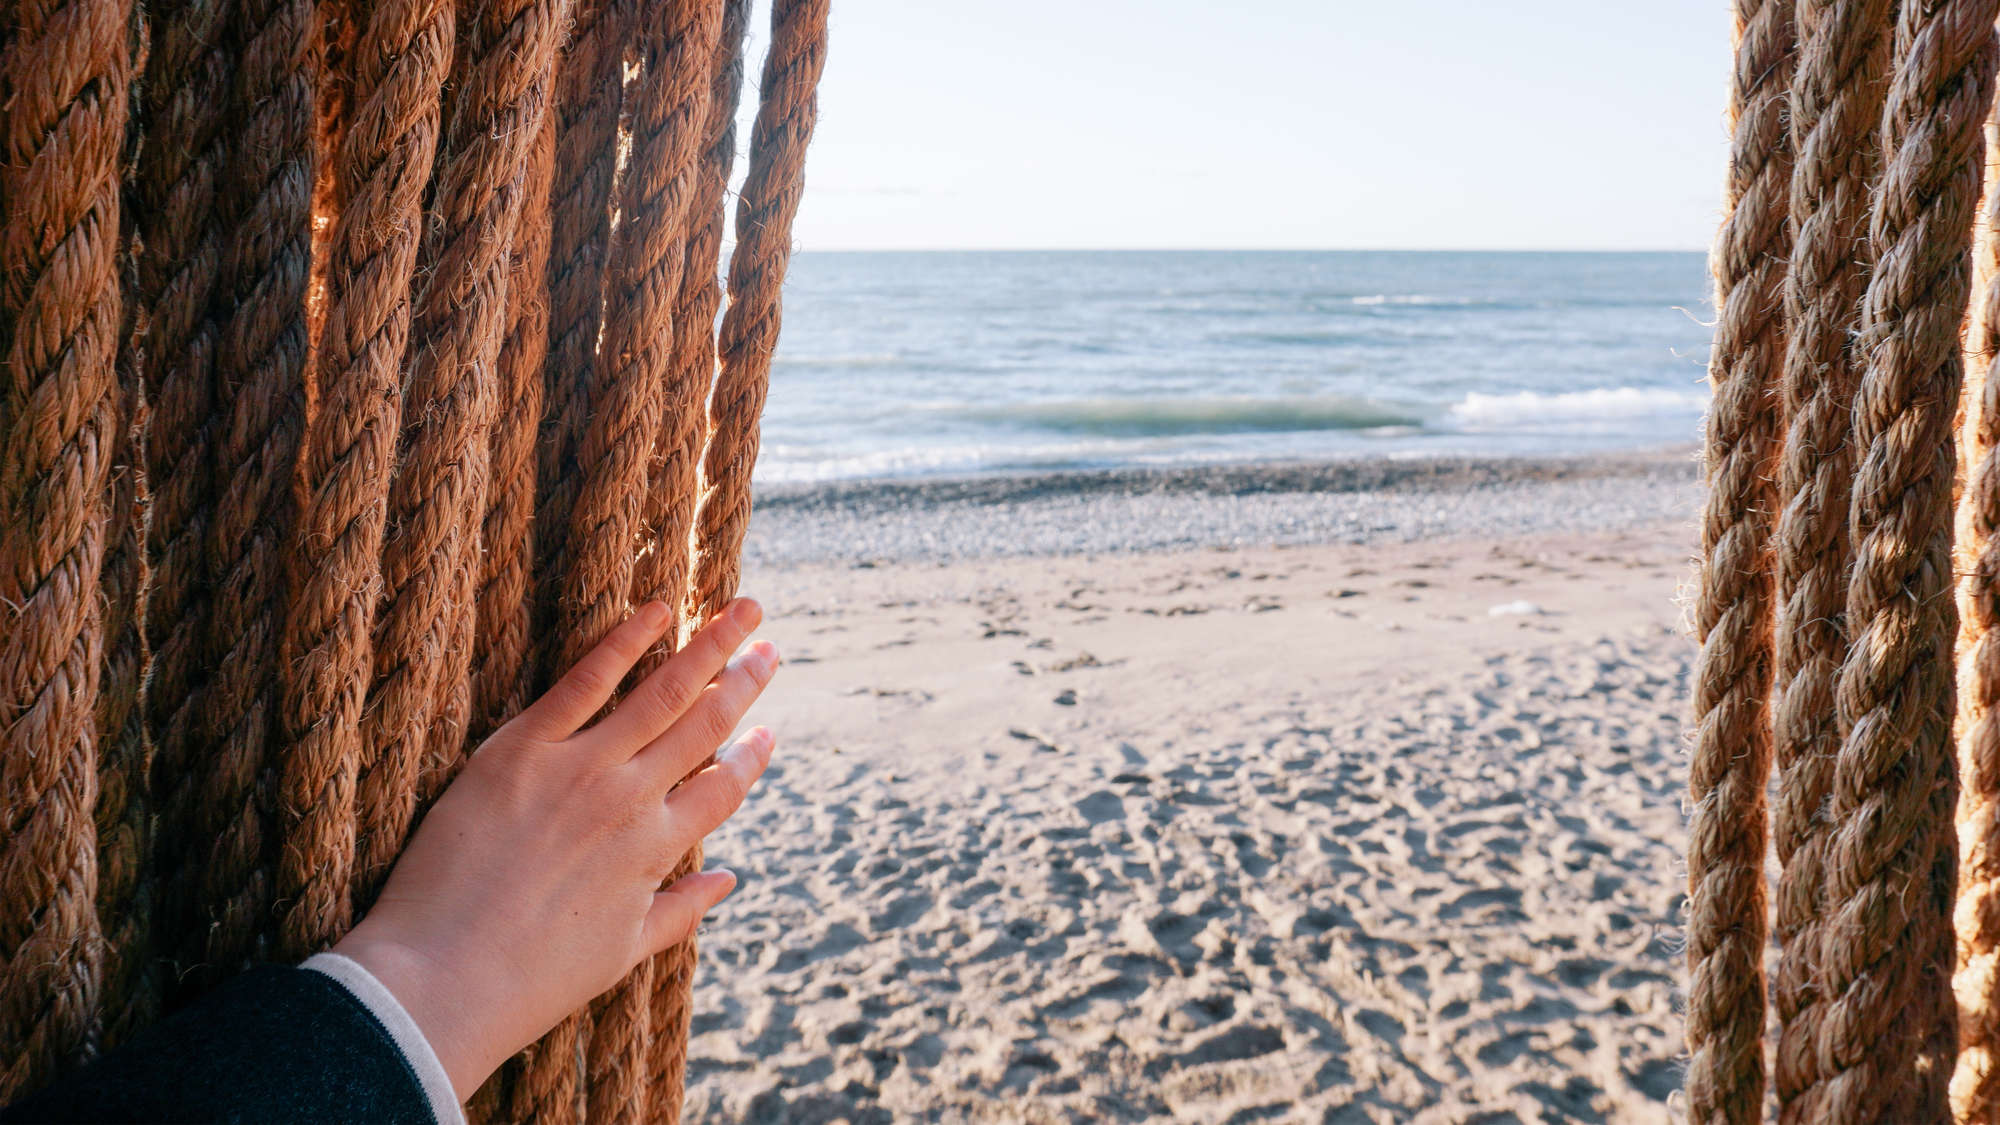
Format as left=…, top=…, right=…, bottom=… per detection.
left=690, top=450, right=1701, bottom=1124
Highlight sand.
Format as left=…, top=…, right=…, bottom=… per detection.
left=688, top=454, right=1698, bottom=1124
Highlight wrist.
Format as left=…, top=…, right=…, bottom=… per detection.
left=331, top=924, right=492, bottom=1102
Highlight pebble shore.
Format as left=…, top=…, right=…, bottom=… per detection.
left=744, top=448, right=1701, bottom=567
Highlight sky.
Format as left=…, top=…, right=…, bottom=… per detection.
left=736, top=0, right=1733, bottom=252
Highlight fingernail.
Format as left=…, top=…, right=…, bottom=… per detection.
left=638, top=600, right=670, bottom=629
left=743, top=726, right=774, bottom=753
left=730, top=597, right=762, bottom=628
left=745, top=640, right=779, bottom=678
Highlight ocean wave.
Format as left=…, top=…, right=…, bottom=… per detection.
left=773, top=352, right=906, bottom=368
left=1350, top=294, right=1484, bottom=307
left=1445, top=386, right=1708, bottom=429
left=956, top=395, right=1426, bottom=437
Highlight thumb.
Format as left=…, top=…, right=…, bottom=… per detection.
left=642, top=868, right=738, bottom=956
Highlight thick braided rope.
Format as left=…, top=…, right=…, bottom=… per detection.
left=1956, top=44, right=2000, bottom=1122
left=639, top=4, right=749, bottom=1117
left=630, top=0, right=748, bottom=682
left=500, top=6, right=631, bottom=1116
left=528, top=0, right=627, bottom=697
left=94, top=219, right=150, bottom=1051
left=638, top=2, right=749, bottom=1118
left=470, top=110, right=556, bottom=747
left=685, top=0, right=829, bottom=624
left=0, top=0, right=131, bottom=1094
left=1823, top=2, right=1998, bottom=1118
left=1686, top=1, right=1792, bottom=1120
left=189, top=0, right=319, bottom=984
left=542, top=2, right=726, bottom=1120
left=132, top=0, right=230, bottom=995
left=278, top=0, right=452, bottom=958
left=653, top=4, right=830, bottom=1118
left=1769, top=2, right=1892, bottom=1118
left=355, top=0, right=565, bottom=909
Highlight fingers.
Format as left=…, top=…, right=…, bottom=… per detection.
left=657, top=726, right=775, bottom=855
left=641, top=869, right=738, bottom=956
left=632, top=643, right=778, bottom=788
left=586, top=597, right=763, bottom=756
left=515, top=601, right=674, bottom=740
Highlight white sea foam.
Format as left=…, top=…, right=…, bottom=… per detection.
left=1445, top=386, right=1708, bottom=431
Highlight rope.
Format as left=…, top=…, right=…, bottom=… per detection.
left=528, top=0, right=627, bottom=700
left=277, top=0, right=452, bottom=958
left=470, top=107, right=557, bottom=748
left=0, top=0, right=133, bottom=1095
left=1686, top=1, right=1792, bottom=1120
left=1956, top=38, right=2000, bottom=1124
left=686, top=0, right=830, bottom=624
left=639, top=5, right=749, bottom=1117
left=647, top=3, right=831, bottom=1118
left=631, top=0, right=749, bottom=680
left=191, top=0, right=318, bottom=984
left=355, top=0, right=564, bottom=911
left=132, top=0, right=230, bottom=1003
left=549, top=1, right=726, bottom=1118
left=506, top=2, right=632, bottom=1114
left=1770, top=2, right=1891, bottom=1119
left=1824, top=1, right=1998, bottom=1117
left=94, top=214, right=150, bottom=1051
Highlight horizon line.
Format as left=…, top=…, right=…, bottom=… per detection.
left=788, top=246, right=1711, bottom=255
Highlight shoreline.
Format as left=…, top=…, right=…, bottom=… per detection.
left=741, top=446, right=1702, bottom=568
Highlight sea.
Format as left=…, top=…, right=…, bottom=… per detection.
left=755, top=251, right=1713, bottom=485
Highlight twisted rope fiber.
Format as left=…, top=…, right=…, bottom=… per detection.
left=277, top=0, right=452, bottom=958
left=1686, top=0, right=1792, bottom=1119
left=638, top=3, right=749, bottom=1115
left=686, top=0, right=829, bottom=625
left=469, top=108, right=556, bottom=748
left=502, top=3, right=633, bottom=1114
left=528, top=0, right=627, bottom=698
left=526, top=0, right=728, bottom=1119
left=186, top=0, right=319, bottom=985
left=1769, top=1, right=1892, bottom=1118
left=355, top=0, right=567, bottom=911
left=309, top=0, right=360, bottom=369
left=94, top=116, right=151, bottom=1049
left=1955, top=40, right=2000, bottom=1122
left=657, top=3, right=830, bottom=1119
left=630, top=0, right=747, bottom=685
left=503, top=3, right=629, bottom=1116
left=1823, top=1, right=1998, bottom=1117
left=129, top=0, right=231, bottom=999
left=0, top=0, right=134, bottom=1095
left=636, top=1, right=748, bottom=1117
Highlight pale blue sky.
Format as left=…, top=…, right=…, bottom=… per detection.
left=740, top=1, right=1732, bottom=251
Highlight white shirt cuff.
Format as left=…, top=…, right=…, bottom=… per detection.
left=303, top=951, right=467, bottom=1125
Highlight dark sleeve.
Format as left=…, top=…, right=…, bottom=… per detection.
left=1, top=965, right=437, bottom=1125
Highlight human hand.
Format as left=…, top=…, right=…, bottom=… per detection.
left=329, top=597, right=779, bottom=1100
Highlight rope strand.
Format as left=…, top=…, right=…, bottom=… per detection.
left=655, top=3, right=830, bottom=1118
left=193, top=0, right=319, bottom=981
left=0, top=0, right=134, bottom=1094
left=1686, top=1, right=1793, bottom=1119
left=561, top=1, right=726, bottom=1118
left=1954, top=27, right=2000, bottom=1122
left=132, top=0, right=232, bottom=1002
left=639, top=5, right=750, bottom=1115
left=1822, top=1, right=1997, bottom=1117
left=470, top=103, right=558, bottom=747
left=277, top=0, right=452, bottom=958
left=355, top=0, right=567, bottom=908
left=1771, top=2, right=1893, bottom=1119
